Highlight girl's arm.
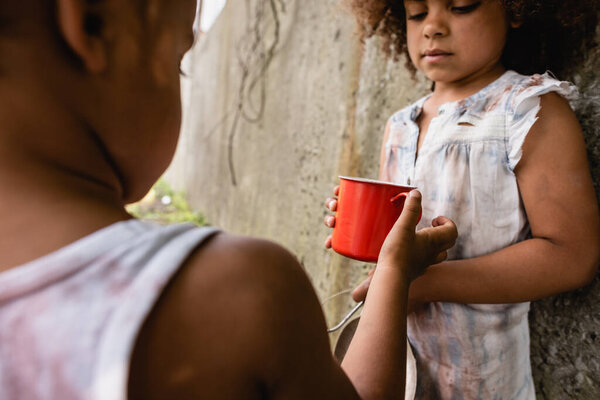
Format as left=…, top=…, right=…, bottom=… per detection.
left=408, top=92, right=599, bottom=305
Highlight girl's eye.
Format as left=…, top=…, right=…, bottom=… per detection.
left=451, top=1, right=482, bottom=14
left=407, top=12, right=427, bottom=21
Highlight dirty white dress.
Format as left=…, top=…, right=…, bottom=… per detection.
left=0, top=220, right=219, bottom=400
left=382, top=70, right=577, bottom=399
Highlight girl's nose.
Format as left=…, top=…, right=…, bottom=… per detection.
left=423, top=13, right=449, bottom=39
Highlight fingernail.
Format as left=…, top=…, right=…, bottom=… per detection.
left=410, top=190, right=421, bottom=200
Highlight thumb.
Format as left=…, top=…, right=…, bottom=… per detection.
left=396, top=190, right=422, bottom=229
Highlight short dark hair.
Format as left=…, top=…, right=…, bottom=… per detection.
left=346, top=0, right=599, bottom=79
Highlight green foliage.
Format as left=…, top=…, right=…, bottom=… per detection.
left=126, top=179, right=208, bottom=226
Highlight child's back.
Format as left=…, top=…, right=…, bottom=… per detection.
left=0, top=1, right=459, bottom=399
left=0, top=221, right=218, bottom=399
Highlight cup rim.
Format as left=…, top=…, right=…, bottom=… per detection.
left=339, top=176, right=417, bottom=189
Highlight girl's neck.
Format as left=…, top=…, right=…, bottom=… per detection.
left=429, top=64, right=507, bottom=107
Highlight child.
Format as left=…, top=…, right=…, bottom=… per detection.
left=325, top=0, right=600, bottom=398
left=0, top=1, right=458, bottom=399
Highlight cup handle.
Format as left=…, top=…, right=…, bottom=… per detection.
left=390, top=192, right=408, bottom=207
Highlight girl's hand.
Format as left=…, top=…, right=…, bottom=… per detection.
left=323, top=185, right=339, bottom=248
left=352, top=191, right=457, bottom=301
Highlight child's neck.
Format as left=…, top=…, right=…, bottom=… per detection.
left=0, top=82, right=131, bottom=271
left=415, top=64, right=506, bottom=154
left=429, top=64, right=506, bottom=108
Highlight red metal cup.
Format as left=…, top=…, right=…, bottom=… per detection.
left=331, top=176, right=419, bottom=263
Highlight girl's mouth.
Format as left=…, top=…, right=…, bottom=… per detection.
left=422, top=49, right=453, bottom=62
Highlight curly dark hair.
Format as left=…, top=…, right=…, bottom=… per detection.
left=347, top=0, right=599, bottom=79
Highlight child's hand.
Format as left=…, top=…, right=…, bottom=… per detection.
left=323, top=185, right=339, bottom=248
left=352, top=191, right=457, bottom=301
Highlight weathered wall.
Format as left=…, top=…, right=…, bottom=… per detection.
left=167, top=0, right=429, bottom=333
left=166, top=0, right=600, bottom=397
left=528, top=42, right=600, bottom=399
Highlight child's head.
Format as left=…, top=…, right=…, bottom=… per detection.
left=0, top=0, right=197, bottom=203
left=348, top=0, right=598, bottom=80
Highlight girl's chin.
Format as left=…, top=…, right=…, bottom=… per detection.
left=420, top=64, right=506, bottom=87
left=421, top=70, right=480, bottom=87
left=422, top=70, right=462, bottom=83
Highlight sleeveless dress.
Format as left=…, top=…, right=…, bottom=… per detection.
left=382, top=70, right=577, bottom=399
left=0, top=219, right=219, bottom=400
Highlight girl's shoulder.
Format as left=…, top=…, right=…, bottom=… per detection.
left=385, top=70, right=578, bottom=129
left=500, top=71, right=579, bottom=171
left=495, top=71, right=578, bottom=114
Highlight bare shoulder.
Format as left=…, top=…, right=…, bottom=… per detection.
left=129, top=232, right=354, bottom=400
left=535, top=91, right=580, bottom=134
left=518, top=91, right=584, bottom=169
left=539, top=91, right=578, bottom=119
left=516, top=90, right=599, bottom=286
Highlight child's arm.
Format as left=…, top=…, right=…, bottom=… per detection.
left=129, top=194, right=457, bottom=400
left=341, top=193, right=456, bottom=399
left=358, top=92, right=599, bottom=306
left=407, top=93, right=599, bottom=305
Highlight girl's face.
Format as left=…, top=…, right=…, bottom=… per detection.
left=403, top=0, right=509, bottom=86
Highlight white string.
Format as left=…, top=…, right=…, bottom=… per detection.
left=321, top=287, right=364, bottom=333
left=320, top=287, right=353, bottom=305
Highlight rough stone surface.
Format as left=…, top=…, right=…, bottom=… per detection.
left=528, top=42, right=600, bottom=399
left=166, top=1, right=600, bottom=397
left=167, top=0, right=429, bottom=337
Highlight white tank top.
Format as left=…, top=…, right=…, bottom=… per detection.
left=0, top=219, right=219, bottom=400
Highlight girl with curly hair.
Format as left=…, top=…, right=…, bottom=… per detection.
left=325, top=0, right=600, bottom=398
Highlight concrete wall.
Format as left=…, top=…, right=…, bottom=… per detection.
left=168, top=0, right=428, bottom=333
left=166, top=1, right=600, bottom=397
left=528, top=43, right=600, bottom=398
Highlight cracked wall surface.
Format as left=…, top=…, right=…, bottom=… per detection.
left=166, top=1, right=600, bottom=397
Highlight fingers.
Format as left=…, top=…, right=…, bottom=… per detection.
left=324, top=186, right=339, bottom=249
left=429, top=216, right=458, bottom=249
left=324, top=185, right=339, bottom=210
left=324, top=235, right=332, bottom=249
left=324, top=215, right=335, bottom=228
left=351, top=268, right=375, bottom=301
left=433, top=250, right=448, bottom=264
left=351, top=275, right=372, bottom=302
left=432, top=215, right=453, bottom=228
left=324, top=197, right=337, bottom=211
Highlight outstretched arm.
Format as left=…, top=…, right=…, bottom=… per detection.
left=342, top=192, right=456, bottom=399
left=380, top=93, right=599, bottom=306
left=130, top=192, right=456, bottom=400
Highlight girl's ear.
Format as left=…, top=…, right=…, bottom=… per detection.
left=56, top=0, right=107, bottom=73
